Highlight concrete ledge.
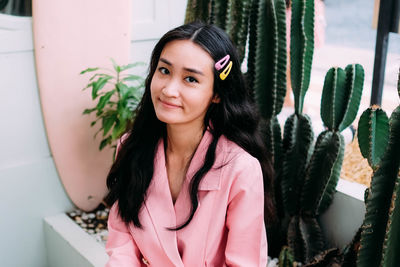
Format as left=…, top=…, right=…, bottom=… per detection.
left=44, top=214, right=108, bottom=267
left=321, top=179, right=367, bottom=249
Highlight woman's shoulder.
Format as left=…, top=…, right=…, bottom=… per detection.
left=217, top=135, right=261, bottom=171
left=215, top=136, right=263, bottom=192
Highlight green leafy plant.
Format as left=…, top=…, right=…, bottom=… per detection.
left=81, top=60, right=145, bottom=158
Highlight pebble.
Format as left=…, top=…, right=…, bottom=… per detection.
left=66, top=203, right=110, bottom=246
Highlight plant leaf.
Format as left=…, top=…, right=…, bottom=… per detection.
left=111, top=58, right=121, bottom=73
left=102, top=114, right=116, bottom=136
left=82, top=108, right=96, bottom=115
left=119, top=62, right=146, bottom=72
left=96, top=90, right=115, bottom=111
left=99, top=136, right=112, bottom=150
left=92, top=76, right=112, bottom=100
left=122, top=75, right=145, bottom=82
left=80, top=67, right=99, bottom=75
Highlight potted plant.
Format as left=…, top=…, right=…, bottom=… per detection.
left=81, top=59, right=145, bottom=159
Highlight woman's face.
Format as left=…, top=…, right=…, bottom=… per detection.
left=150, top=39, right=218, bottom=129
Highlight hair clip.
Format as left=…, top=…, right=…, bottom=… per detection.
left=214, top=55, right=230, bottom=71
left=219, top=61, right=232, bottom=80
left=215, top=55, right=232, bottom=80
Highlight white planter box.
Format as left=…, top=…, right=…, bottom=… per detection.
left=44, top=214, right=108, bottom=267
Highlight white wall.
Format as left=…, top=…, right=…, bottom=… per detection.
left=129, top=0, right=187, bottom=68
left=0, top=14, right=73, bottom=267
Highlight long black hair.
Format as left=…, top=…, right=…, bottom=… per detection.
left=106, top=21, right=275, bottom=229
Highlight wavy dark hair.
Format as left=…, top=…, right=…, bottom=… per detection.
left=106, top=21, right=275, bottom=229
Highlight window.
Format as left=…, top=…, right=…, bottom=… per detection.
left=1, top=0, right=31, bottom=17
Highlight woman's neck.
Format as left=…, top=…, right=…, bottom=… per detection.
left=165, top=123, right=204, bottom=159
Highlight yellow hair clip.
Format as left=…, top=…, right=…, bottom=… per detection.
left=219, top=61, right=232, bottom=81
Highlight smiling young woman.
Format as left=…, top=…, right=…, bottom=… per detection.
left=105, top=22, right=275, bottom=266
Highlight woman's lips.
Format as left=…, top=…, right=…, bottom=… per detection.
left=159, top=98, right=181, bottom=108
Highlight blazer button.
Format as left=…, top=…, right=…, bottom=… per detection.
left=142, top=257, right=149, bottom=265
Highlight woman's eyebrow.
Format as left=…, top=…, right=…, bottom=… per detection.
left=159, top=57, right=204, bottom=76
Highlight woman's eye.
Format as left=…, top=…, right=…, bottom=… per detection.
left=159, top=67, right=169, bottom=75
left=185, top=76, right=198, bottom=83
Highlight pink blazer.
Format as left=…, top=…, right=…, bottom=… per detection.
left=106, top=131, right=267, bottom=266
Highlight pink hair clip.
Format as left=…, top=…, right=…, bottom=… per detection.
left=215, top=55, right=232, bottom=80
left=214, top=55, right=230, bottom=71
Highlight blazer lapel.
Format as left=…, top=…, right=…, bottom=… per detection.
left=142, top=139, right=184, bottom=267
left=175, top=131, right=223, bottom=223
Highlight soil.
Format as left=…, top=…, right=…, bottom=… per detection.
left=340, top=137, right=372, bottom=187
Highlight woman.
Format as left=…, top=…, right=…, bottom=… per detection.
left=105, top=22, right=274, bottom=266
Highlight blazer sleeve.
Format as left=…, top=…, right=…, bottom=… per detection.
left=106, top=203, right=142, bottom=267
left=224, top=156, right=268, bottom=267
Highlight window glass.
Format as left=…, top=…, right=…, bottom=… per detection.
left=1, top=0, right=32, bottom=17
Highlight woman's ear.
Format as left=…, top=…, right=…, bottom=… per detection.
left=212, top=94, right=220, bottom=103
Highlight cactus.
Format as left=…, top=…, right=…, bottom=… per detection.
left=357, top=106, right=389, bottom=170
left=301, top=64, right=364, bottom=218
left=254, top=0, right=287, bottom=121
left=210, top=0, right=229, bottom=28
left=278, top=246, right=295, bottom=267
left=283, top=63, right=364, bottom=262
left=225, top=0, right=251, bottom=62
left=281, top=114, right=314, bottom=216
left=184, top=0, right=212, bottom=24
left=290, top=0, right=314, bottom=115
left=246, top=0, right=260, bottom=94
left=356, top=84, right=400, bottom=267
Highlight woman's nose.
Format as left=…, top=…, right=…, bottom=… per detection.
left=161, top=78, right=180, bottom=97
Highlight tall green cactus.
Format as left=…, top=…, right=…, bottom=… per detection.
left=210, top=0, right=229, bottom=28
left=254, top=0, right=287, bottom=121
left=300, top=64, right=364, bottom=218
left=184, top=0, right=212, bottom=24
left=290, top=0, right=314, bottom=114
left=225, top=0, right=251, bottom=62
left=283, top=64, right=364, bottom=263
left=356, top=73, right=400, bottom=267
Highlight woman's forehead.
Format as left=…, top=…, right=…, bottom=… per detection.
left=159, top=40, right=214, bottom=71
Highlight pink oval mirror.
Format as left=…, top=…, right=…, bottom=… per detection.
left=33, top=0, right=132, bottom=211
